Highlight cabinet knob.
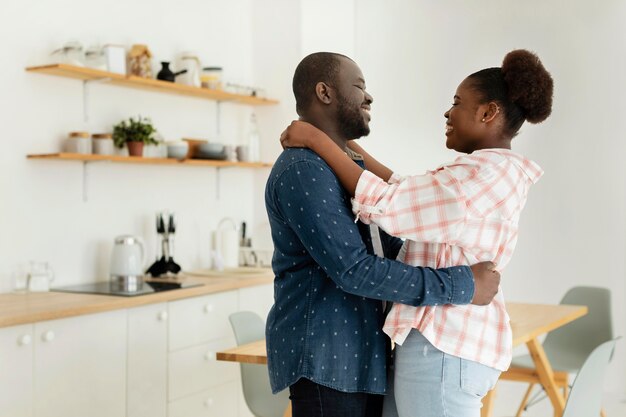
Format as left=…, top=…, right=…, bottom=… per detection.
left=204, top=398, right=214, bottom=407
left=204, top=304, right=214, bottom=313
left=42, top=330, right=55, bottom=342
left=157, top=311, right=168, bottom=321
left=204, top=351, right=216, bottom=361
left=18, top=334, right=32, bottom=346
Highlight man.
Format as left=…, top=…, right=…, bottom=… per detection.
left=264, top=52, right=500, bottom=417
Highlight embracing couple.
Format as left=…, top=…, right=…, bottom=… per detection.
left=265, top=51, right=553, bottom=417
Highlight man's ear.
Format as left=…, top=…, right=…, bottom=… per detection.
left=315, top=82, right=333, bottom=105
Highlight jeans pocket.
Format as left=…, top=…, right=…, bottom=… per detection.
left=459, top=358, right=501, bottom=398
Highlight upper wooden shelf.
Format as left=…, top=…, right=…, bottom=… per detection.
left=26, top=64, right=279, bottom=106
left=27, top=153, right=273, bottom=168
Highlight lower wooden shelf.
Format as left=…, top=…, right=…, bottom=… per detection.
left=27, top=153, right=273, bottom=168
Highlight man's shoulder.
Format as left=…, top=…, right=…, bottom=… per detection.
left=269, top=148, right=332, bottom=179
left=275, top=148, right=325, bottom=165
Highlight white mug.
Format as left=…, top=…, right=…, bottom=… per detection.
left=236, top=145, right=250, bottom=162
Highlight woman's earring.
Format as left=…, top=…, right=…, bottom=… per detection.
left=481, top=118, right=486, bottom=122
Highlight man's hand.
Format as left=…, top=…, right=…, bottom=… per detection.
left=469, top=261, right=500, bottom=305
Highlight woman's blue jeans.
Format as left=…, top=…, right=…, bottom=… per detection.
left=383, top=330, right=501, bottom=417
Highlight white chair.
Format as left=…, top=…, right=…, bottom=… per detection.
left=229, top=311, right=290, bottom=417
left=562, top=338, right=619, bottom=417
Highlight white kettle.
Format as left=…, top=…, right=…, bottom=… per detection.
left=214, top=218, right=239, bottom=270
left=110, top=235, right=145, bottom=282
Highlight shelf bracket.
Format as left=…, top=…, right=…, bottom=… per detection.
left=82, top=77, right=112, bottom=123
left=216, top=167, right=221, bottom=200
left=82, top=161, right=89, bottom=202
left=215, top=101, right=221, bottom=137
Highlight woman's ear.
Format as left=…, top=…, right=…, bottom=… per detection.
left=315, top=82, right=333, bottom=105
left=482, top=102, right=500, bottom=123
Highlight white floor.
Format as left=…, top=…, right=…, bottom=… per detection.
left=491, top=382, right=626, bottom=416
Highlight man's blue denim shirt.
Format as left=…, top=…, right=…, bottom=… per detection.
left=264, top=148, right=475, bottom=395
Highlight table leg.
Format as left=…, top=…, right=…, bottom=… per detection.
left=481, top=386, right=496, bottom=417
left=283, top=401, right=292, bottom=417
left=526, top=338, right=565, bottom=416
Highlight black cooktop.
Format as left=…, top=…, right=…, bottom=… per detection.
left=51, top=280, right=202, bottom=297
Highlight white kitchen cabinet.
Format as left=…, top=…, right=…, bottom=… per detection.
left=127, top=303, right=168, bottom=417
left=168, top=290, right=241, bottom=416
left=168, top=290, right=238, bottom=351
left=0, top=324, right=34, bottom=417
left=168, top=338, right=239, bottom=401
left=34, top=310, right=127, bottom=417
left=168, top=381, right=239, bottom=417
left=0, top=283, right=275, bottom=417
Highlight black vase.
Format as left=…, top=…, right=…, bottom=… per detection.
left=157, top=61, right=175, bottom=82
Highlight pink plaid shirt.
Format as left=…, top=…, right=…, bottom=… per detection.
left=352, top=149, right=543, bottom=371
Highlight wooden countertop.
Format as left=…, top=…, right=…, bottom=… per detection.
left=0, top=269, right=274, bottom=328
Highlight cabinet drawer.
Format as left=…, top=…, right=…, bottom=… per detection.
left=169, top=291, right=238, bottom=351
left=169, top=337, right=239, bottom=401
left=168, top=381, right=238, bottom=417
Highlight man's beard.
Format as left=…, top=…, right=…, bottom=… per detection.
left=336, top=95, right=370, bottom=139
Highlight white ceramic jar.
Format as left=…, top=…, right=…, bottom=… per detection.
left=65, top=131, right=92, bottom=154
left=92, top=133, right=114, bottom=155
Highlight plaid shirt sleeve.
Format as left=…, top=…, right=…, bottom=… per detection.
left=352, top=162, right=477, bottom=244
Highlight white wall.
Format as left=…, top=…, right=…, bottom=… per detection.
left=352, top=0, right=626, bottom=396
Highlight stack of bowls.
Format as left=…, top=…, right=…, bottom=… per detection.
left=196, top=142, right=226, bottom=160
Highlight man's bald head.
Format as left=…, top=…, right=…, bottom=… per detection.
left=292, top=52, right=352, bottom=115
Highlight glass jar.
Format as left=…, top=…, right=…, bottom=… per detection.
left=201, top=67, right=223, bottom=90
left=51, top=41, right=85, bottom=67
left=84, top=45, right=106, bottom=71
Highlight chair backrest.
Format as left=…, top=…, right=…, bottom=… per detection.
left=543, top=286, right=613, bottom=368
left=229, top=311, right=289, bottom=417
left=562, top=338, right=619, bottom=417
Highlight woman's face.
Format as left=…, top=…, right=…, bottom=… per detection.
left=444, top=77, right=485, bottom=154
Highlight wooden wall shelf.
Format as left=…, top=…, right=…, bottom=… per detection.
left=27, top=153, right=273, bottom=168
left=26, top=64, right=279, bottom=106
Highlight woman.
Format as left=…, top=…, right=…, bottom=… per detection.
left=279, top=49, right=553, bottom=417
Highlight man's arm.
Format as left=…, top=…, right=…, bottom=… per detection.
left=270, top=156, right=499, bottom=306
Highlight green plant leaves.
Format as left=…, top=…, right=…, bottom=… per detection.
left=112, top=116, right=158, bottom=148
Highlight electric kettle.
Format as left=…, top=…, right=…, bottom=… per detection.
left=110, top=235, right=145, bottom=290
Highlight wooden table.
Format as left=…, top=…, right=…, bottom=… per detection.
left=484, top=302, right=587, bottom=417
left=217, top=302, right=587, bottom=417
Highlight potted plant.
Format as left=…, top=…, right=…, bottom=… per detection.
left=112, top=116, right=157, bottom=157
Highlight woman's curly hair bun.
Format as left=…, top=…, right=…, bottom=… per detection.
left=502, top=49, right=553, bottom=124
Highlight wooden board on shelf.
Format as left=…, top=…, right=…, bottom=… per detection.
left=27, top=153, right=273, bottom=168
left=26, top=64, right=279, bottom=105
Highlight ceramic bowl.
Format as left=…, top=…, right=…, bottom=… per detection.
left=166, top=141, right=189, bottom=159
left=195, top=142, right=226, bottom=160
left=198, top=142, right=225, bottom=154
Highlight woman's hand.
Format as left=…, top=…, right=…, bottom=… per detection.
left=280, top=120, right=324, bottom=149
